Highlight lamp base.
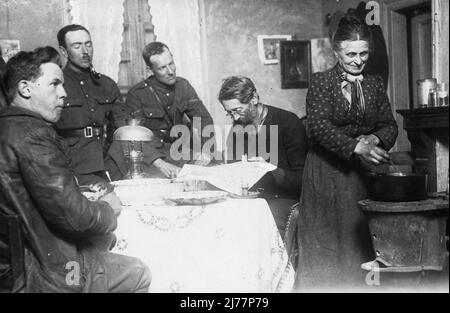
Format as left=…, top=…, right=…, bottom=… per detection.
left=124, top=171, right=150, bottom=180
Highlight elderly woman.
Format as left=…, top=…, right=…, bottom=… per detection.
left=295, top=15, right=398, bottom=290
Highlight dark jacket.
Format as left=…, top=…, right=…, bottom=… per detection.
left=0, top=106, right=117, bottom=292
left=55, top=66, right=123, bottom=175
left=226, top=105, right=308, bottom=199
left=306, top=65, right=398, bottom=160
left=106, top=76, right=215, bottom=179
left=126, top=76, right=213, bottom=137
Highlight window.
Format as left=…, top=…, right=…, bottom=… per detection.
left=118, top=0, right=155, bottom=93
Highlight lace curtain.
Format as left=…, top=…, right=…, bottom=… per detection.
left=67, top=0, right=125, bottom=82
left=148, top=0, right=208, bottom=109
left=65, top=0, right=206, bottom=106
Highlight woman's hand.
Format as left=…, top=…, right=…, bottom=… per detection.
left=357, top=134, right=380, bottom=146
left=354, top=141, right=391, bottom=165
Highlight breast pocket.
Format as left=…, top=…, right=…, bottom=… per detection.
left=142, top=107, right=168, bottom=131
left=94, top=96, right=114, bottom=110
left=57, top=97, right=86, bottom=128
left=92, top=96, right=115, bottom=122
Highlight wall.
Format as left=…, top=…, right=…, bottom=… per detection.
left=322, top=0, right=369, bottom=36
left=0, top=0, right=65, bottom=51
left=202, top=0, right=323, bottom=131
left=437, top=0, right=449, bottom=84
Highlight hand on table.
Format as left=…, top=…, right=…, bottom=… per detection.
left=247, top=156, right=267, bottom=163
left=99, top=191, right=122, bottom=217
left=193, top=152, right=213, bottom=166
left=153, top=158, right=181, bottom=179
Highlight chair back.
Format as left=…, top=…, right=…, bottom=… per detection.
left=0, top=212, right=25, bottom=293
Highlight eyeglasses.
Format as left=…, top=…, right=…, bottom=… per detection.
left=225, top=107, right=244, bottom=117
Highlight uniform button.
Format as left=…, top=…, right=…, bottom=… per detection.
left=80, top=81, right=84, bottom=85
left=85, top=94, right=89, bottom=98
left=167, top=106, right=171, bottom=110
left=106, top=99, right=109, bottom=103
left=166, top=93, right=170, bottom=96
left=160, top=139, right=164, bottom=143
left=149, top=113, right=153, bottom=116
left=144, top=83, right=148, bottom=87
left=90, top=108, right=95, bottom=112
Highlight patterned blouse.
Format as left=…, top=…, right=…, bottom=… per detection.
left=305, top=65, right=398, bottom=160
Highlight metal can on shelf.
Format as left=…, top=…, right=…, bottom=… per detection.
left=428, top=88, right=438, bottom=107
left=437, top=83, right=449, bottom=107
left=417, top=78, right=437, bottom=108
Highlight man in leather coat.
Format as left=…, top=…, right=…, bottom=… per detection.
left=0, top=48, right=150, bottom=293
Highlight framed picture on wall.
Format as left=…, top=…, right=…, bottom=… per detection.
left=257, top=35, right=292, bottom=65
left=310, top=37, right=337, bottom=73
left=280, top=40, right=311, bottom=89
left=0, top=40, right=21, bottom=63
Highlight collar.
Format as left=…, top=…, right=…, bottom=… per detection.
left=335, top=65, right=364, bottom=83
left=0, top=105, right=48, bottom=123
left=255, top=103, right=268, bottom=125
left=146, top=76, right=176, bottom=92
left=63, top=64, right=91, bottom=80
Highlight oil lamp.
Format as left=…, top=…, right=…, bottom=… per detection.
left=113, top=119, right=153, bottom=179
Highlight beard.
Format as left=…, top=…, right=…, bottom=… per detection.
left=233, top=104, right=258, bottom=126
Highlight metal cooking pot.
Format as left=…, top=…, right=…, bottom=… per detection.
left=367, top=172, right=428, bottom=202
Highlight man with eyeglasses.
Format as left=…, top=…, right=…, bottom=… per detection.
left=218, top=76, right=308, bottom=237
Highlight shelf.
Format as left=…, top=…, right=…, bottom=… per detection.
left=397, top=107, right=449, bottom=129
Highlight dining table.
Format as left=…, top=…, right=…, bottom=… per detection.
left=110, top=182, right=295, bottom=293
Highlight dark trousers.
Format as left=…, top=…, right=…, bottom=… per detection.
left=83, top=249, right=151, bottom=293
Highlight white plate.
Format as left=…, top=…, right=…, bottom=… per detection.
left=111, top=178, right=172, bottom=187
left=113, top=180, right=184, bottom=206
left=166, top=191, right=228, bottom=206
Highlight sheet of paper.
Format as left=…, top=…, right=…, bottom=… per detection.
left=176, top=161, right=276, bottom=195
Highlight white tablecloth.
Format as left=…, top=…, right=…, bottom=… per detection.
left=111, top=198, right=295, bottom=293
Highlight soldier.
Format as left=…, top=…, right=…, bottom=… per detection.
left=55, top=24, right=125, bottom=185
left=109, top=42, right=214, bottom=179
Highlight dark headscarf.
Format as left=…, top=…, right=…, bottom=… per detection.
left=353, top=1, right=389, bottom=89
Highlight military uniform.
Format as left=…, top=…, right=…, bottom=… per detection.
left=127, top=76, right=213, bottom=145
left=55, top=66, right=124, bottom=184
left=107, top=76, right=214, bottom=179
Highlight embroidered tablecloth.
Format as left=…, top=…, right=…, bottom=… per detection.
left=112, top=198, right=294, bottom=292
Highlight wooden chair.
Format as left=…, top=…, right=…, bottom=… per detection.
left=0, top=213, right=25, bottom=293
